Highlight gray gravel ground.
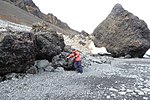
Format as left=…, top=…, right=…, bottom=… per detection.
left=1, top=57, right=150, bottom=100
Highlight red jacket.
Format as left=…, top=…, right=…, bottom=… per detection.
left=68, top=50, right=81, bottom=62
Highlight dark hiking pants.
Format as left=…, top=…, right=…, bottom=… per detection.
left=74, top=61, right=83, bottom=73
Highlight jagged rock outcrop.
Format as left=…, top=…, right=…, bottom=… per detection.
left=0, top=31, right=35, bottom=76
left=81, top=30, right=89, bottom=37
left=2, top=0, right=71, bottom=29
left=34, top=31, right=65, bottom=61
left=2, top=0, right=44, bottom=19
left=92, top=4, right=150, bottom=58
left=46, top=13, right=70, bottom=29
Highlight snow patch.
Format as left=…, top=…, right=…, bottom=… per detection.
left=0, top=19, right=31, bottom=32
left=144, top=49, right=150, bottom=58
left=88, top=41, right=111, bottom=55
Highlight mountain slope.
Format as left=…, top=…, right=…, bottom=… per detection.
left=0, top=0, right=79, bottom=35
left=2, top=0, right=71, bottom=30
left=0, top=0, right=43, bottom=26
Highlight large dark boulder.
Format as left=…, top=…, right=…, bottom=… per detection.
left=92, top=4, right=150, bottom=58
left=34, top=31, right=65, bottom=61
left=0, top=32, right=35, bottom=76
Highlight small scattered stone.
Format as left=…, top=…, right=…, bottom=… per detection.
left=143, top=97, right=149, bottom=100
left=118, top=91, right=126, bottom=95
left=126, top=89, right=133, bottom=93
left=109, top=87, right=118, bottom=92
left=106, top=95, right=111, bottom=99
left=135, top=90, right=144, bottom=95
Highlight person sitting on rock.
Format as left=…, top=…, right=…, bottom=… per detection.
left=67, top=49, right=83, bottom=73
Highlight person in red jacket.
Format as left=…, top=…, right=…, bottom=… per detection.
left=67, top=49, right=83, bottom=73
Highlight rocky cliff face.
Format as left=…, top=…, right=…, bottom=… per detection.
left=2, top=0, right=70, bottom=29
left=92, top=4, right=150, bottom=58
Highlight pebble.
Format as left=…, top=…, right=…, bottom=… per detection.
left=118, top=91, right=126, bottom=95
left=109, top=87, right=118, bottom=92
left=111, top=93, right=116, bottom=97
left=126, top=89, right=133, bottom=93
left=106, top=95, right=111, bottom=99
left=143, top=97, right=149, bottom=100
left=135, top=89, right=144, bottom=95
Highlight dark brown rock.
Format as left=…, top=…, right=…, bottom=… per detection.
left=34, top=31, right=65, bottom=61
left=51, top=52, right=75, bottom=70
left=0, top=31, right=35, bottom=76
left=92, top=4, right=150, bottom=58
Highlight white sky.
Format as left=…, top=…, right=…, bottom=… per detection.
left=32, top=0, right=150, bottom=33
